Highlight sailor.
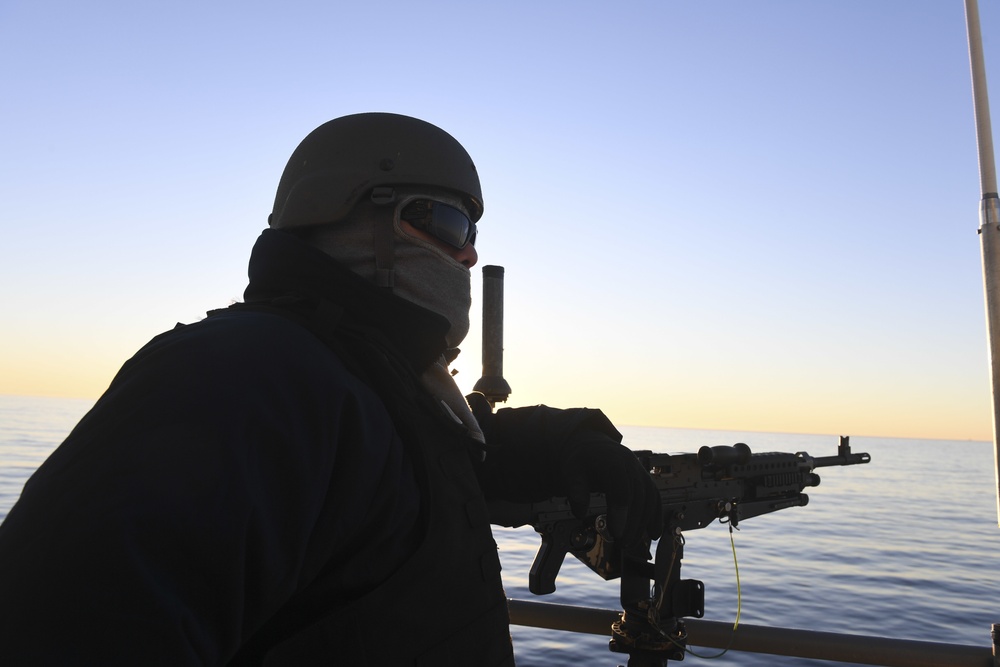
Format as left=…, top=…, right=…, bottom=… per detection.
left=0, top=113, right=662, bottom=665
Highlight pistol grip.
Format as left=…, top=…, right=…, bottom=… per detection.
left=528, top=524, right=572, bottom=595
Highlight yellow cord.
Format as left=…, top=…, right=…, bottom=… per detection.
left=675, top=522, right=741, bottom=660
left=731, top=522, right=741, bottom=632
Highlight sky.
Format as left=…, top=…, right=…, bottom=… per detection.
left=1, top=1, right=998, bottom=441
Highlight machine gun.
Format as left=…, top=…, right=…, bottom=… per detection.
left=472, top=266, right=871, bottom=665
left=488, top=436, right=870, bottom=667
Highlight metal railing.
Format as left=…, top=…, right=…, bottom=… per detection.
left=508, top=599, right=996, bottom=667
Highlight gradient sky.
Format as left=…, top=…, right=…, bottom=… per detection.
left=2, top=1, right=997, bottom=441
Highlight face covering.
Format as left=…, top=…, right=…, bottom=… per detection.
left=302, top=200, right=472, bottom=349
left=301, top=202, right=484, bottom=443
left=389, top=219, right=472, bottom=349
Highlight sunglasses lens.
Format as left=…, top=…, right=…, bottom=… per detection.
left=402, top=200, right=476, bottom=249
left=430, top=203, right=476, bottom=248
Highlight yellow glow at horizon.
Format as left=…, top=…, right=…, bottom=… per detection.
left=3, top=350, right=991, bottom=442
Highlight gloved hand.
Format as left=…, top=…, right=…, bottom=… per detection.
left=469, top=396, right=662, bottom=546
left=558, top=430, right=663, bottom=546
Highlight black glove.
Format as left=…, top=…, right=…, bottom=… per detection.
left=558, top=430, right=662, bottom=546
left=470, top=396, right=662, bottom=546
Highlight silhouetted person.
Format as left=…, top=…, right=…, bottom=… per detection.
left=0, top=113, right=661, bottom=665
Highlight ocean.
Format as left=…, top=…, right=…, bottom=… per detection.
left=1, top=394, right=998, bottom=666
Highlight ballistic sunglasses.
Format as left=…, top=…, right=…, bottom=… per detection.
left=400, top=199, right=477, bottom=249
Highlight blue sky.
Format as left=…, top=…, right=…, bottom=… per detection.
left=2, top=1, right=997, bottom=440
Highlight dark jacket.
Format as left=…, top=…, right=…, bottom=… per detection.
left=0, top=229, right=512, bottom=665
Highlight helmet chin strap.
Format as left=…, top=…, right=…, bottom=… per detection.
left=370, top=187, right=396, bottom=289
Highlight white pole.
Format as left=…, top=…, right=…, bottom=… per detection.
left=965, top=0, right=1000, bottom=526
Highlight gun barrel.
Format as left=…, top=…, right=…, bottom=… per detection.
left=812, top=436, right=871, bottom=468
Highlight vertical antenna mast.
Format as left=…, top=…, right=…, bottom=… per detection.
left=964, top=0, right=1000, bottom=525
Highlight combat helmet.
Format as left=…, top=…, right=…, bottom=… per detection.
left=269, top=113, right=484, bottom=229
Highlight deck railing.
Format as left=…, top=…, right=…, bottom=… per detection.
left=508, top=599, right=996, bottom=667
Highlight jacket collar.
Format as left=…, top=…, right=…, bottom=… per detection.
left=243, top=229, right=451, bottom=373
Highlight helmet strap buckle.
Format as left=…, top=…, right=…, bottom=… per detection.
left=370, top=186, right=396, bottom=206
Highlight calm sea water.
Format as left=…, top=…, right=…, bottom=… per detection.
left=1, top=395, right=998, bottom=665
